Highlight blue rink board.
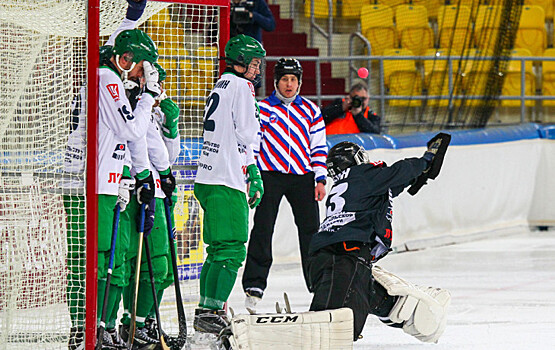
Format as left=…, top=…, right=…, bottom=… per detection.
left=326, top=123, right=552, bottom=150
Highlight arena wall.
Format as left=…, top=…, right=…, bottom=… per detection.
left=257, top=123, right=555, bottom=258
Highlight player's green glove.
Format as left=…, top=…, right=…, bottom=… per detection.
left=246, top=164, right=264, bottom=209
left=160, top=98, right=180, bottom=139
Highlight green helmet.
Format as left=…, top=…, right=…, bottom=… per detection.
left=99, top=45, right=113, bottom=64
left=113, top=29, right=158, bottom=64
left=224, top=34, right=266, bottom=67
left=153, top=62, right=166, bottom=82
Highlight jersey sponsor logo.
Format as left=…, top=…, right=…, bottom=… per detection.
left=107, top=84, right=120, bottom=102
left=255, top=315, right=299, bottom=324
left=198, top=161, right=213, bottom=171
left=247, top=81, right=255, bottom=97
left=156, top=179, right=161, bottom=189
left=112, top=143, right=126, bottom=161
left=269, top=113, right=278, bottom=123
left=108, top=172, right=122, bottom=183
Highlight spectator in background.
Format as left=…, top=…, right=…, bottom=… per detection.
left=242, top=58, right=328, bottom=311
left=230, top=0, right=276, bottom=44
left=322, top=82, right=382, bottom=135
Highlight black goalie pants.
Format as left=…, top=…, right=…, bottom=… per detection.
left=308, top=242, right=372, bottom=340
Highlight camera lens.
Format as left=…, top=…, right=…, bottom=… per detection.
left=351, top=96, right=362, bottom=108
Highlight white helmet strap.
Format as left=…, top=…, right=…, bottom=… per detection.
left=115, top=54, right=136, bottom=83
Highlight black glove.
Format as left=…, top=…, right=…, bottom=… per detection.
left=160, top=170, right=176, bottom=205
left=126, top=0, right=147, bottom=21
left=135, top=173, right=155, bottom=206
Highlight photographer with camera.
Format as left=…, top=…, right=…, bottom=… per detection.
left=322, top=82, right=382, bottom=135
left=230, top=0, right=275, bottom=44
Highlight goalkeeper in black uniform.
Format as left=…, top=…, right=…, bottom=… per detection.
left=308, top=139, right=451, bottom=343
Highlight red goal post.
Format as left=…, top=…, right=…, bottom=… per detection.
left=0, top=1, right=229, bottom=349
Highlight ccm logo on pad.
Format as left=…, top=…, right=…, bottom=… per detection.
left=107, top=84, right=120, bottom=101
left=255, top=315, right=299, bottom=324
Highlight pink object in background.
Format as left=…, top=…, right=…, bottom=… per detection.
left=357, top=67, right=369, bottom=79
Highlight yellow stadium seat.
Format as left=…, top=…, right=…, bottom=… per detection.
left=501, top=48, right=535, bottom=107
left=474, top=5, right=503, bottom=51
left=514, top=5, right=547, bottom=56
left=157, top=58, right=179, bottom=84
left=383, top=48, right=422, bottom=106
left=525, top=0, right=553, bottom=21
left=461, top=48, right=495, bottom=106
left=361, top=4, right=397, bottom=55
left=341, top=0, right=367, bottom=19
left=197, top=46, right=218, bottom=58
left=437, top=5, right=473, bottom=51
left=410, top=0, right=443, bottom=20
left=423, top=48, right=463, bottom=106
left=149, top=8, right=172, bottom=24
left=541, top=49, right=555, bottom=106
left=395, top=5, right=434, bottom=55
left=304, top=0, right=336, bottom=18
left=373, top=0, right=405, bottom=10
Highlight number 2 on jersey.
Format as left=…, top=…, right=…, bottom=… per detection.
left=203, top=93, right=220, bottom=132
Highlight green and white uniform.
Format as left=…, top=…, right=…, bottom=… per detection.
left=194, top=72, right=260, bottom=310
left=121, top=104, right=180, bottom=327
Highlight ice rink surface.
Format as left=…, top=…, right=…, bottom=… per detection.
left=226, top=228, right=555, bottom=349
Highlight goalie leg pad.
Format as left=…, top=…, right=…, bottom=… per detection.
left=228, top=308, right=354, bottom=350
left=371, top=265, right=451, bottom=343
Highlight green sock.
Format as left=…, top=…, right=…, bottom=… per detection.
left=202, top=260, right=237, bottom=310
left=198, top=259, right=212, bottom=308
left=135, top=281, right=156, bottom=327
left=107, top=287, right=122, bottom=329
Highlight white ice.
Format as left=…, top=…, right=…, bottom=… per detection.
left=226, top=227, right=555, bottom=349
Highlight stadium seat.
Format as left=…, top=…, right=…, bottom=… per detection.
left=501, top=48, right=535, bottom=107
left=149, top=8, right=172, bottom=24
left=461, top=48, right=495, bottom=106
left=341, top=0, right=367, bottom=19
left=437, top=5, right=473, bottom=51
left=474, top=5, right=503, bottom=51
left=456, top=0, right=481, bottom=19
left=514, top=5, right=547, bottom=56
left=383, top=48, right=422, bottom=106
left=410, top=0, right=443, bottom=20
left=525, top=0, right=553, bottom=21
left=541, top=49, right=555, bottom=107
left=197, top=45, right=218, bottom=58
left=423, top=48, right=463, bottom=106
left=360, top=4, right=397, bottom=55
left=395, top=5, right=434, bottom=55
left=304, top=0, right=336, bottom=18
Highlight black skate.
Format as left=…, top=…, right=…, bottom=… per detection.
left=106, top=328, right=126, bottom=348
left=193, top=308, right=229, bottom=335
left=96, top=327, right=119, bottom=349
left=131, top=326, right=159, bottom=350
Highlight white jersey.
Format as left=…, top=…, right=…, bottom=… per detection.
left=194, top=73, right=260, bottom=193
left=128, top=106, right=181, bottom=199
left=97, top=67, right=154, bottom=195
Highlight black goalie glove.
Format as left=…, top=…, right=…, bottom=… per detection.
left=160, top=170, right=176, bottom=205
left=135, top=173, right=155, bottom=206
left=408, top=132, right=451, bottom=196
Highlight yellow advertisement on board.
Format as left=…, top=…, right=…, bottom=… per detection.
left=173, top=189, right=203, bottom=281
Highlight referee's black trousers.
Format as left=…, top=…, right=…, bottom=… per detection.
left=242, top=171, right=320, bottom=293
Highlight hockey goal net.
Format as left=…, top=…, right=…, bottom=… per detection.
left=0, top=0, right=228, bottom=348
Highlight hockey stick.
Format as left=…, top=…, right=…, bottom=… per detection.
left=96, top=205, right=121, bottom=350
left=163, top=197, right=188, bottom=349
left=143, top=226, right=170, bottom=350
left=127, top=202, right=146, bottom=349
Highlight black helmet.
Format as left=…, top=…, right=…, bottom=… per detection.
left=327, top=141, right=369, bottom=177
left=274, top=58, right=303, bottom=83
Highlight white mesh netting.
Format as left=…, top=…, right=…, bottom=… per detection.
left=0, top=0, right=222, bottom=347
